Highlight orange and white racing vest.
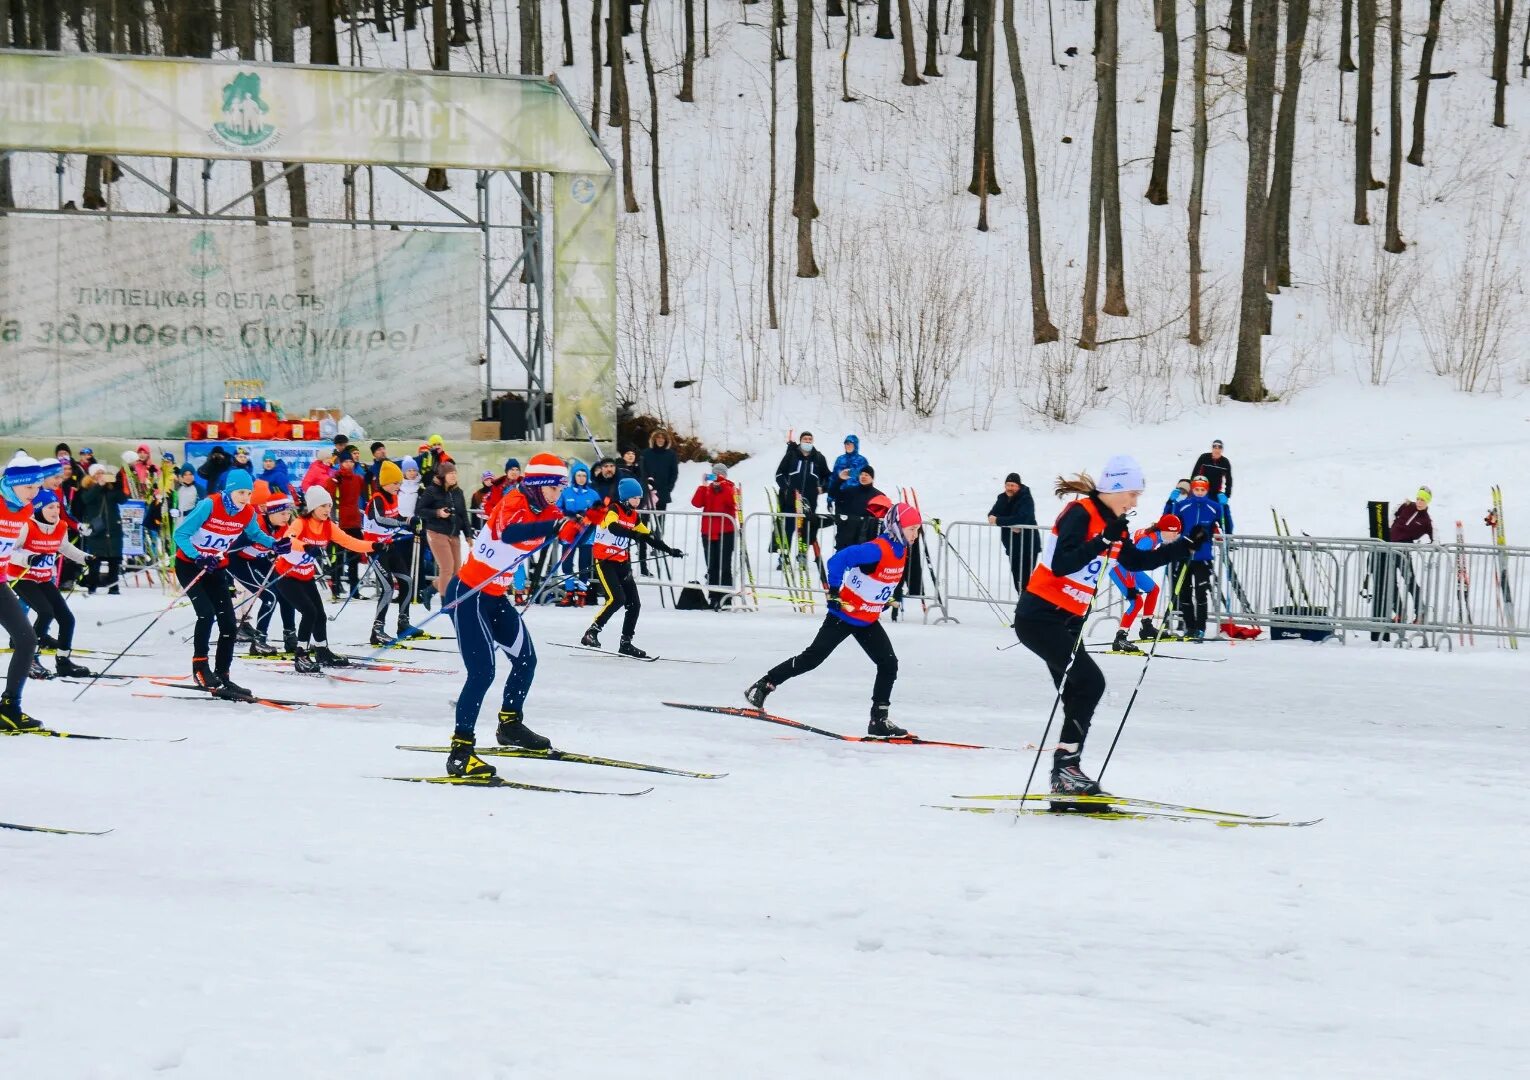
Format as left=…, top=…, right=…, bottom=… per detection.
left=1026, top=499, right=1110, bottom=616
left=588, top=500, right=645, bottom=562
left=457, top=488, right=560, bottom=597
left=11, top=516, right=69, bottom=584
left=0, top=501, right=33, bottom=564
left=835, top=537, right=907, bottom=626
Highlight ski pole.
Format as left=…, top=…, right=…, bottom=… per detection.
left=1096, top=564, right=1189, bottom=785
left=97, top=600, right=190, bottom=627
left=575, top=412, right=605, bottom=460
left=932, top=519, right=1008, bottom=626
left=73, top=569, right=207, bottom=701
left=175, top=562, right=277, bottom=642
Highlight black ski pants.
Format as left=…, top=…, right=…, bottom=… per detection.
left=227, top=555, right=293, bottom=639
left=703, top=531, right=736, bottom=605
left=14, top=580, right=75, bottom=651
left=1013, top=607, right=1104, bottom=753
left=176, top=559, right=237, bottom=673
left=592, top=558, right=641, bottom=640
left=369, top=539, right=415, bottom=626
left=275, top=576, right=329, bottom=647
left=0, top=580, right=37, bottom=703
left=1179, top=560, right=1212, bottom=634
left=764, top=613, right=899, bottom=709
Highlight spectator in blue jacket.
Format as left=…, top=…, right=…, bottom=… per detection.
left=256, top=452, right=295, bottom=498
left=828, top=435, right=869, bottom=508
left=556, top=461, right=600, bottom=586
left=1171, top=475, right=1224, bottom=640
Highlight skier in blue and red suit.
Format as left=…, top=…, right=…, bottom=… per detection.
left=744, top=496, right=923, bottom=738
left=1107, top=513, right=1183, bottom=653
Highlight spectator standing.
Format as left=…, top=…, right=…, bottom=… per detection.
left=556, top=462, right=600, bottom=591
left=470, top=470, right=497, bottom=533
left=773, top=431, right=830, bottom=562
left=257, top=452, right=294, bottom=498
left=197, top=445, right=232, bottom=493
left=325, top=454, right=369, bottom=599
left=691, top=462, right=740, bottom=609
left=1171, top=476, right=1223, bottom=640
left=642, top=431, right=679, bottom=513
left=1190, top=440, right=1234, bottom=529
left=1391, top=487, right=1434, bottom=543
left=827, top=435, right=869, bottom=509
left=417, top=462, right=469, bottom=599
left=590, top=457, right=620, bottom=503
left=74, top=464, right=125, bottom=595
left=226, top=446, right=255, bottom=489
left=364, top=442, right=391, bottom=492
left=987, top=472, right=1039, bottom=590
left=832, top=465, right=885, bottom=550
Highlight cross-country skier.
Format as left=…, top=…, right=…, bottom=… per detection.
left=173, top=467, right=286, bottom=699
left=445, top=453, right=580, bottom=779
left=1170, top=475, right=1223, bottom=641
left=226, top=488, right=297, bottom=657
left=745, top=500, right=922, bottom=738
left=579, top=477, right=685, bottom=658
left=10, top=489, right=94, bottom=678
left=1014, top=458, right=1203, bottom=795
left=1106, top=513, right=1182, bottom=654
left=0, top=452, right=64, bottom=729
left=363, top=460, right=419, bottom=645
left=274, top=487, right=382, bottom=673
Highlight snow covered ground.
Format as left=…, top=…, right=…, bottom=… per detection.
left=3, top=585, right=1526, bottom=1077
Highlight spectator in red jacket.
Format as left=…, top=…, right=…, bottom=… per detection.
left=325, top=454, right=369, bottom=599
left=691, top=462, right=739, bottom=610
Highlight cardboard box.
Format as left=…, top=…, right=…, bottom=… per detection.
left=470, top=420, right=501, bottom=442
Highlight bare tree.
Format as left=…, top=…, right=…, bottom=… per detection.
left=374, top=0, right=389, bottom=33
left=450, top=0, right=471, bottom=45
left=968, top=0, right=998, bottom=194
left=268, top=0, right=307, bottom=224
left=958, top=0, right=977, bottom=59
left=1339, top=0, right=1357, bottom=70
left=1383, top=0, right=1405, bottom=251
left=1407, top=0, right=1444, bottom=164
left=560, top=0, right=574, bottom=65
left=898, top=0, right=923, bottom=85
left=1145, top=0, right=1178, bottom=205
left=766, top=16, right=780, bottom=328
left=1492, top=0, right=1513, bottom=127
left=1188, top=0, right=1209, bottom=344
left=312, top=0, right=340, bottom=64
left=1230, top=0, right=1276, bottom=400
left=1354, top=0, right=1379, bottom=223
left=1227, top=0, right=1246, bottom=53
left=924, top=0, right=941, bottom=76
left=234, top=0, right=267, bottom=224
left=611, top=13, right=639, bottom=212
left=638, top=0, right=671, bottom=313
left=0, top=4, right=10, bottom=213
left=1001, top=0, right=1059, bottom=341
left=591, top=0, right=603, bottom=131
left=680, top=0, right=696, bottom=101
left=424, top=0, right=450, bottom=190
left=875, top=0, right=893, bottom=39
left=1266, top=0, right=1308, bottom=289
left=1077, top=1, right=1110, bottom=348
left=1099, top=0, right=1127, bottom=316
left=794, top=0, right=820, bottom=276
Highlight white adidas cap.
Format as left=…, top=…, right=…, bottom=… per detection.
left=1099, top=454, right=1146, bottom=493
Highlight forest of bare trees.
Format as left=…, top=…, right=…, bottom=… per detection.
left=2, top=0, right=1528, bottom=422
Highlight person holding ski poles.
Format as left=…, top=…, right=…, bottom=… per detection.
left=1014, top=457, right=1202, bottom=795
left=363, top=460, right=420, bottom=646
left=226, top=488, right=297, bottom=658
left=445, top=453, right=582, bottom=779
left=172, top=467, right=287, bottom=699
left=745, top=499, right=920, bottom=739
left=274, top=487, right=383, bottom=674
left=1106, top=514, right=1183, bottom=653
left=579, top=477, right=685, bottom=658
left=1170, top=475, right=1223, bottom=641
left=8, top=489, right=94, bottom=679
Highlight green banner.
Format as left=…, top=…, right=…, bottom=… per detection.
left=552, top=173, right=617, bottom=442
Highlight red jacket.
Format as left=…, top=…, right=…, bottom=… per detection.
left=691, top=479, right=738, bottom=540
left=326, top=466, right=367, bottom=530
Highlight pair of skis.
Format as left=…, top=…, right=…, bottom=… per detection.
left=549, top=642, right=730, bottom=666
left=1487, top=486, right=1517, bottom=649
left=930, top=792, right=1321, bottom=829
left=765, top=486, right=819, bottom=613
left=382, top=742, right=728, bottom=795
left=661, top=701, right=1012, bottom=750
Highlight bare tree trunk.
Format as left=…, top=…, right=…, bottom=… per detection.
left=219, top=0, right=234, bottom=51
left=1522, top=5, right=1529, bottom=78
left=1383, top=0, right=1405, bottom=251
left=924, top=0, right=941, bottom=76
left=405, top=0, right=416, bottom=30
left=794, top=0, right=820, bottom=276
left=874, top=0, right=893, bottom=38
left=1145, top=0, right=1178, bottom=205
left=1227, top=0, right=1246, bottom=53
left=1354, top=0, right=1378, bottom=223
left=0, top=0, right=9, bottom=212
left=1077, top=1, right=1108, bottom=350
left=1339, top=0, right=1357, bottom=70
left=82, top=0, right=116, bottom=210
left=424, top=0, right=450, bottom=190
left=1099, top=0, right=1127, bottom=316
left=679, top=0, right=696, bottom=99
left=374, top=0, right=388, bottom=32
left=558, top=0, right=573, bottom=64
left=1001, top=0, right=1058, bottom=341
left=958, top=0, right=976, bottom=58
left=311, top=0, right=340, bottom=63
left=827, top=0, right=843, bottom=14
left=897, top=0, right=923, bottom=84
left=767, top=0, right=780, bottom=329
left=967, top=0, right=997, bottom=191
left=612, top=14, right=639, bottom=212
left=841, top=12, right=855, bottom=101
left=590, top=0, right=603, bottom=131
left=1407, top=0, right=1444, bottom=164
left=234, top=0, right=267, bottom=225
left=41, top=0, right=63, bottom=49
left=639, top=0, right=671, bottom=313
left=1188, top=0, right=1208, bottom=345
left=1230, top=0, right=1276, bottom=401
left=450, top=0, right=470, bottom=44
left=1492, top=0, right=1512, bottom=127
left=1266, top=0, right=1308, bottom=289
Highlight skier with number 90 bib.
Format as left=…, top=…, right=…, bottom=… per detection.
left=1014, top=457, right=1203, bottom=795
left=745, top=499, right=919, bottom=738
left=445, top=453, right=578, bottom=780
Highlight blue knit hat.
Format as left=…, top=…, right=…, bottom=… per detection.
left=32, top=489, right=59, bottom=511
left=2, top=451, right=62, bottom=487
left=617, top=477, right=643, bottom=503
left=505, top=457, right=521, bottom=471
left=222, top=469, right=254, bottom=494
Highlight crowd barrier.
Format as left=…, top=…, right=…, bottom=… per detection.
left=617, top=511, right=1528, bottom=649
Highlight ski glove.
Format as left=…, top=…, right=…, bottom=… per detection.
left=825, top=594, right=843, bottom=613
left=196, top=555, right=222, bottom=572
left=1102, top=516, right=1130, bottom=543
left=663, top=543, right=685, bottom=558
left=271, top=538, right=293, bottom=555
left=1188, top=525, right=1211, bottom=546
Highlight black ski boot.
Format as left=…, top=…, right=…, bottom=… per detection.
left=370, top=620, right=391, bottom=647
left=283, top=631, right=299, bottom=657
left=248, top=637, right=279, bottom=658
left=1138, top=619, right=1159, bottom=642
left=293, top=648, right=321, bottom=675
left=0, top=694, right=44, bottom=732
left=618, top=638, right=650, bottom=659
left=36, top=633, right=60, bottom=652
left=1112, top=630, right=1144, bottom=655
left=744, top=678, right=774, bottom=710
left=54, top=653, right=92, bottom=678
left=192, top=658, right=222, bottom=691
left=29, top=655, right=54, bottom=680
left=495, top=710, right=551, bottom=751
left=396, top=619, right=422, bottom=640
left=580, top=625, right=601, bottom=649
left=867, top=704, right=909, bottom=739
left=1050, top=753, right=1107, bottom=798
left=446, top=735, right=497, bottom=779
left=237, top=617, right=257, bottom=644
left=315, top=645, right=350, bottom=668
left=213, top=669, right=253, bottom=700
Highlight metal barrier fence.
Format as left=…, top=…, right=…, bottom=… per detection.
left=616, top=508, right=1527, bottom=648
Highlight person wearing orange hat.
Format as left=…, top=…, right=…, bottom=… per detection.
left=226, top=488, right=298, bottom=657
left=363, top=460, right=420, bottom=645
left=274, top=486, right=384, bottom=673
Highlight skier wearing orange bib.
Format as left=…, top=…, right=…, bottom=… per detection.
left=0, top=452, right=64, bottom=730
left=445, top=453, right=579, bottom=780
left=273, top=486, right=383, bottom=674
left=8, top=489, right=93, bottom=679
left=745, top=499, right=920, bottom=738
left=1013, top=456, right=1204, bottom=795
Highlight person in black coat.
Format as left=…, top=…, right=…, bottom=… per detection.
left=831, top=465, right=885, bottom=550
left=773, top=432, right=831, bottom=555
left=641, top=431, right=679, bottom=512
left=197, top=445, right=232, bottom=493
left=416, top=464, right=471, bottom=600
left=1190, top=440, right=1233, bottom=502
left=590, top=456, right=620, bottom=504
left=73, top=466, right=126, bottom=594
left=988, top=472, right=1038, bottom=590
